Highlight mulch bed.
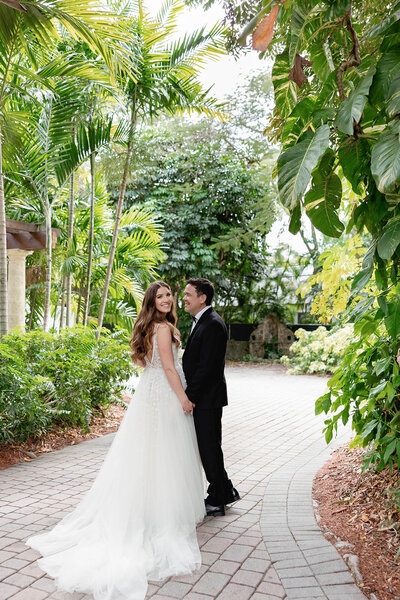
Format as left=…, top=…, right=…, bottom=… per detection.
left=313, top=444, right=400, bottom=600
left=0, top=397, right=130, bottom=471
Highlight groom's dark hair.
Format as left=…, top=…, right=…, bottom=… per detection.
left=187, top=278, right=214, bottom=305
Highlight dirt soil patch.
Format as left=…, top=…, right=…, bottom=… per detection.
left=313, top=444, right=400, bottom=600
left=0, top=396, right=130, bottom=471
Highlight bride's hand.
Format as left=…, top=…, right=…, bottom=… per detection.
left=181, top=396, right=195, bottom=415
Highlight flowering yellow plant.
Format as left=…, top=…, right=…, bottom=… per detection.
left=298, top=235, right=370, bottom=323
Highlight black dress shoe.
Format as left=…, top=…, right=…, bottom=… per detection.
left=224, top=488, right=240, bottom=505
left=205, top=503, right=225, bottom=517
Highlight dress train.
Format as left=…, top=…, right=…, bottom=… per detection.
left=27, top=331, right=205, bottom=600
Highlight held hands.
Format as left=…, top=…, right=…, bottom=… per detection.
left=181, top=395, right=195, bottom=415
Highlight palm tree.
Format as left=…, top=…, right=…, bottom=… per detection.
left=96, top=0, right=226, bottom=335
left=65, top=134, right=75, bottom=328
left=11, top=69, right=115, bottom=330
left=0, top=0, right=136, bottom=335
left=10, top=170, right=164, bottom=330
left=54, top=173, right=164, bottom=329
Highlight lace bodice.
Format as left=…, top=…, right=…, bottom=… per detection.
left=144, top=324, right=180, bottom=370
left=143, top=323, right=186, bottom=389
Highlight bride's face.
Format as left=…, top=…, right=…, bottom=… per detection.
left=155, top=286, right=173, bottom=316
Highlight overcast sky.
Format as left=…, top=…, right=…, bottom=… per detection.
left=148, top=1, right=266, bottom=98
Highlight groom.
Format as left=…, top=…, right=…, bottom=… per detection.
left=182, top=277, right=239, bottom=517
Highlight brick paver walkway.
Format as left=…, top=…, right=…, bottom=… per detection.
left=0, top=365, right=367, bottom=600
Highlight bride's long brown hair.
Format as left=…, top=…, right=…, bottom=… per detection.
left=130, top=281, right=180, bottom=363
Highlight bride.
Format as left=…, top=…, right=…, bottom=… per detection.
left=27, top=281, right=206, bottom=600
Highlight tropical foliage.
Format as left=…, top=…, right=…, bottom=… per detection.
left=0, top=327, right=133, bottom=444
left=0, top=0, right=133, bottom=335
left=18, top=173, right=164, bottom=331
left=0, top=0, right=225, bottom=335
left=315, top=317, right=400, bottom=471
left=95, top=3, right=226, bottom=333
left=298, top=234, right=369, bottom=323
left=187, top=0, right=400, bottom=470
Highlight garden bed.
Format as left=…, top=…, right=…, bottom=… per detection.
left=313, top=444, right=400, bottom=600
left=0, top=396, right=130, bottom=470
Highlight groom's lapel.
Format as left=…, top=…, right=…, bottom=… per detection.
left=186, top=307, right=214, bottom=347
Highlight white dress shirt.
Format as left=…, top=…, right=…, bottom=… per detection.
left=190, top=305, right=212, bottom=334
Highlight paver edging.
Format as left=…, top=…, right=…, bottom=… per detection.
left=260, top=430, right=368, bottom=600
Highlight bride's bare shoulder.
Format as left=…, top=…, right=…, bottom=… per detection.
left=156, top=322, right=172, bottom=338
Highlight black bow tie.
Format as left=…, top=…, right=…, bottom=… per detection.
left=191, top=315, right=197, bottom=322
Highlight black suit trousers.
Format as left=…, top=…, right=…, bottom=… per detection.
left=193, top=408, right=232, bottom=506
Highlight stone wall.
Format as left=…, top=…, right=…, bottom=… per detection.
left=226, top=340, right=249, bottom=361
left=249, top=312, right=295, bottom=358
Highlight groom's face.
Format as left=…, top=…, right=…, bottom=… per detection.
left=183, top=284, right=206, bottom=316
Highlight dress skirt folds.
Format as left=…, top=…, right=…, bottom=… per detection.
left=27, top=337, right=205, bottom=600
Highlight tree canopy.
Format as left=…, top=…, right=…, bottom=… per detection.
left=104, top=123, right=277, bottom=333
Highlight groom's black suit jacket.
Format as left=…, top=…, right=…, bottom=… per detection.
left=182, top=307, right=228, bottom=410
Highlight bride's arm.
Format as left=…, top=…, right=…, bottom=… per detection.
left=157, top=324, right=195, bottom=414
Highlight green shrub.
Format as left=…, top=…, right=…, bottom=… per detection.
left=0, top=327, right=134, bottom=444
left=242, top=354, right=266, bottom=363
left=315, top=310, right=400, bottom=472
left=280, top=325, right=354, bottom=375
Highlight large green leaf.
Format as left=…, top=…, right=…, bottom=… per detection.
left=272, top=49, right=298, bottom=119
left=380, top=20, right=400, bottom=53
left=335, top=66, right=376, bottom=135
left=309, top=37, right=335, bottom=82
left=289, top=0, right=319, bottom=65
left=289, top=202, right=302, bottom=234
left=377, top=215, right=400, bottom=260
left=371, top=126, right=400, bottom=193
left=385, top=301, right=400, bottom=338
left=281, top=97, right=315, bottom=147
left=351, top=266, right=374, bottom=292
left=322, top=0, right=351, bottom=20
left=315, top=71, right=339, bottom=109
left=338, top=138, right=371, bottom=194
left=387, top=71, right=400, bottom=117
left=367, top=5, right=400, bottom=38
left=277, top=124, right=330, bottom=210
left=370, top=46, right=400, bottom=106
left=304, top=149, right=344, bottom=237
left=311, top=108, right=336, bottom=128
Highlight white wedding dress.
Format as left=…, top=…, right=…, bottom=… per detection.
left=27, top=326, right=206, bottom=600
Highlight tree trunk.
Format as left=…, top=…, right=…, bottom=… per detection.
left=96, top=103, right=137, bottom=338
left=65, top=168, right=75, bottom=328
left=52, top=287, right=61, bottom=330
left=0, top=24, right=19, bottom=337
left=76, top=275, right=84, bottom=324
left=27, top=287, right=37, bottom=331
left=0, top=124, right=7, bottom=337
left=42, top=204, right=52, bottom=331
left=42, top=96, right=53, bottom=332
left=59, top=275, right=66, bottom=330
left=83, top=151, right=95, bottom=327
